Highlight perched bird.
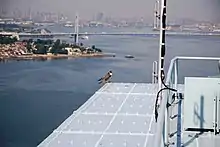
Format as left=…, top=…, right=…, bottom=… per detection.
left=98, top=71, right=113, bottom=85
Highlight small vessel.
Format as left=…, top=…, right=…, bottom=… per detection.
left=152, top=27, right=160, bottom=31
left=80, top=35, right=89, bottom=40
left=69, top=34, right=74, bottom=38
left=125, top=55, right=134, bottom=58
left=64, top=24, right=73, bottom=27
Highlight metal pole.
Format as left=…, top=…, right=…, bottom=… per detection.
left=155, top=0, right=167, bottom=146
left=152, top=61, right=158, bottom=83
left=158, top=0, right=167, bottom=106
left=152, top=62, right=155, bottom=83
left=74, top=12, right=79, bottom=44
left=214, top=95, right=218, bottom=135
left=154, top=2, right=157, bottom=29
left=156, top=0, right=160, bottom=29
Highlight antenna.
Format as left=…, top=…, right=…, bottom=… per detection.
left=153, top=0, right=160, bottom=30
left=157, top=0, right=167, bottom=105
left=153, top=2, right=157, bottom=29
left=74, top=12, right=79, bottom=44
left=156, top=0, right=160, bottom=28
left=57, top=13, right=59, bottom=24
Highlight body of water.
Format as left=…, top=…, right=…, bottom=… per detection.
left=0, top=27, right=220, bottom=147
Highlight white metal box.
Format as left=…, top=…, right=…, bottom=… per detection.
left=183, top=77, right=220, bottom=132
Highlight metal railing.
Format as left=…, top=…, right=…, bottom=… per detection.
left=154, top=56, right=220, bottom=147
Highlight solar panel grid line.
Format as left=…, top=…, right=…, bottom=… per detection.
left=76, top=84, right=110, bottom=113
left=52, top=130, right=154, bottom=136
left=96, top=92, right=156, bottom=95
left=143, top=104, right=155, bottom=147
left=43, top=84, right=111, bottom=147
left=196, top=137, right=199, bottom=147
left=97, top=83, right=111, bottom=92
left=81, top=112, right=152, bottom=117
left=63, top=83, right=112, bottom=127
left=94, top=83, right=137, bottom=147
left=38, top=83, right=177, bottom=146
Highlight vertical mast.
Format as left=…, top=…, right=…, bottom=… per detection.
left=153, top=2, right=157, bottom=29
left=28, top=7, right=32, bottom=20
left=74, top=12, right=79, bottom=44
left=154, top=0, right=160, bottom=30
left=57, top=13, right=59, bottom=24
left=156, top=0, right=160, bottom=29
left=158, top=0, right=167, bottom=105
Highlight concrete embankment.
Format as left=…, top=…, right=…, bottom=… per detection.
left=0, top=53, right=116, bottom=62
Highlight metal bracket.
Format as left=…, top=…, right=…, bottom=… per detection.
left=164, top=142, right=175, bottom=147
left=213, top=94, right=220, bottom=135
left=152, top=61, right=158, bottom=83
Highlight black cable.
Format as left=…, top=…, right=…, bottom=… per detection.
left=161, top=70, right=177, bottom=92
left=154, top=87, right=171, bottom=122
left=154, top=69, right=177, bottom=122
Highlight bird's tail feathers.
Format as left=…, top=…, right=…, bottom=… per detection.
left=98, top=80, right=103, bottom=84
left=98, top=77, right=103, bottom=81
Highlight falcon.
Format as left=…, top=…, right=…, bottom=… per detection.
left=98, top=71, right=113, bottom=84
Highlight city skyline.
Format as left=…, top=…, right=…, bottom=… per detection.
left=1, top=0, right=220, bottom=22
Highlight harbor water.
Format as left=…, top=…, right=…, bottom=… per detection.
left=0, top=26, right=220, bottom=147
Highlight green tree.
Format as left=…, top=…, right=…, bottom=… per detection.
left=95, top=48, right=102, bottom=52
left=0, top=36, right=16, bottom=44
left=36, top=39, right=41, bottom=44
left=11, top=37, right=18, bottom=43
left=60, top=43, right=67, bottom=49
left=28, top=39, right=33, bottom=43
left=22, top=40, right=27, bottom=43
left=34, top=44, right=47, bottom=54
left=50, top=39, right=61, bottom=54
left=26, top=43, right=32, bottom=53
left=92, top=45, right=96, bottom=49
left=53, top=39, right=61, bottom=48
left=41, top=46, right=48, bottom=54
left=45, top=40, right=53, bottom=45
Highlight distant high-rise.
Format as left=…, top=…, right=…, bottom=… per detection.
left=0, top=3, right=8, bottom=17
left=96, top=12, right=104, bottom=22
left=28, top=8, right=32, bottom=20
left=13, top=8, right=22, bottom=19
left=0, top=7, right=4, bottom=17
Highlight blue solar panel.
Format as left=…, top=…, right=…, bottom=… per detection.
left=38, top=83, right=185, bottom=147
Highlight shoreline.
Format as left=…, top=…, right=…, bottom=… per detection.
left=0, top=53, right=115, bottom=62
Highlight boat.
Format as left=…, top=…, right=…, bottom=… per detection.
left=37, top=1, right=220, bottom=147
left=153, top=27, right=160, bottom=31
left=80, top=35, right=89, bottom=40
left=64, top=24, right=74, bottom=27
left=69, top=35, right=73, bottom=38
left=125, top=54, right=134, bottom=58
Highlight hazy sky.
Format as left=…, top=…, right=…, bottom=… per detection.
left=2, top=0, right=220, bottom=21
